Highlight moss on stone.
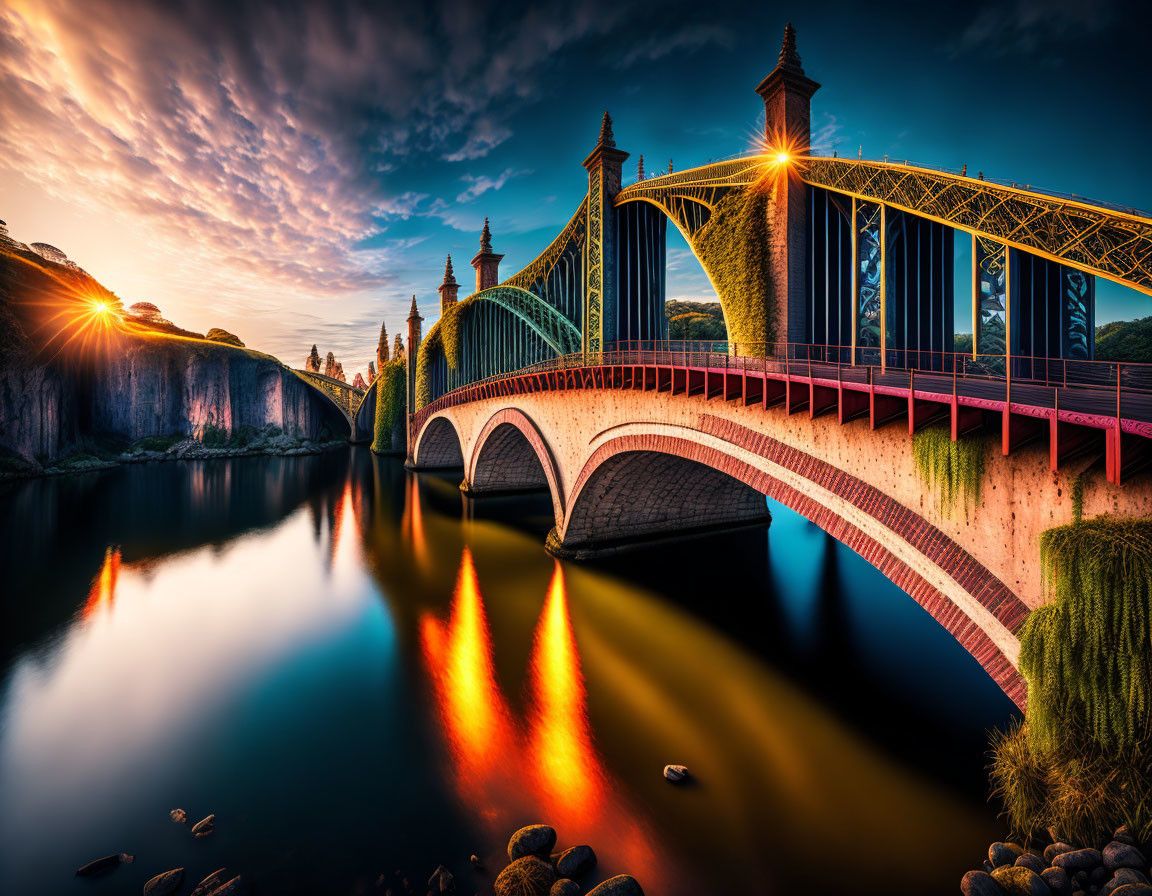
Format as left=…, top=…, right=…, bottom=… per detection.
left=371, top=357, right=407, bottom=454
left=991, top=516, right=1152, bottom=845
left=689, top=178, right=775, bottom=348
left=912, top=424, right=986, bottom=515
left=415, top=322, right=443, bottom=409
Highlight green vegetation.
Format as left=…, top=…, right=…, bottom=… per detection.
left=205, top=328, right=244, bottom=347
left=131, top=434, right=182, bottom=453
left=666, top=300, right=727, bottom=340
left=372, top=357, right=407, bottom=453
left=690, top=181, right=774, bottom=347
left=1096, top=316, right=1152, bottom=364
left=954, top=333, right=973, bottom=355
left=992, top=516, right=1152, bottom=845
left=415, top=322, right=443, bottom=409
left=912, top=425, right=985, bottom=514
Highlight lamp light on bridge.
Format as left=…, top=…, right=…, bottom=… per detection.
left=775, top=151, right=791, bottom=165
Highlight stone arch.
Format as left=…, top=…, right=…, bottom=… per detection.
left=559, top=445, right=769, bottom=553
left=559, top=426, right=1029, bottom=707
left=352, top=378, right=376, bottom=443
left=413, top=414, right=464, bottom=468
left=467, top=408, right=564, bottom=527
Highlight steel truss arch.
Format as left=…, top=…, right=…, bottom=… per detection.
left=802, top=156, right=1152, bottom=296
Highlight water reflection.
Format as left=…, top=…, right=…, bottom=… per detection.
left=420, top=552, right=669, bottom=891
left=0, top=449, right=1019, bottom=896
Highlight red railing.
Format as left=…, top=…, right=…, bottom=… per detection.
left=412, top=341, right=1152, bottom=435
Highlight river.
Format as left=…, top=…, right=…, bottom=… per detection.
left=0, top=447, right=1018, bottom=895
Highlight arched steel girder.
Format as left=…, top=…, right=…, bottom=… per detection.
left=501, top=198, right=587, bottom=296
left=462, top=286, right=582, bottom=357
left=292, top=369, right=364, bottom=427
left=802, top=156, right=1152, bottom=296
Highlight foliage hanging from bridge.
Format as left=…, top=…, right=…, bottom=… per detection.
left=371, top=357, right=407, bottom=454
left=439, top=297, right=474, bottom=372
left=415, top=322, right=442, bottom=410
left=912, top=425, right=985, bottom=515
left=991, top=516, right=1152, bottom=845
left=689, top=180, right=775, bottom=347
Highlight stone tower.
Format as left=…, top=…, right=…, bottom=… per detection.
left=438, top=254, right=459, bottom=313
left=755, top=23, right=820, bottom=345
left=393, top=332, right=404, bottom=361
left=406, top=295, right=424, bottom=457
left=377, top=319, right=390, bottom=370
left=582, top=111, right=629, bottom=355
left=471, top=219, right=503, bottom=292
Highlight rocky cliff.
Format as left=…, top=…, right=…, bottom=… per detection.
left=0, top=245, right=347, bottom=471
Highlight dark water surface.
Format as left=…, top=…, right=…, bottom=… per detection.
left=0, top=447, right=1019, bottom=895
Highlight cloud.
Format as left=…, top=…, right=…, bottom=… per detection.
left=949, top=0, right=1117, bottom=57
left=615, top=23, right=732, bottom=68
left=0, top=0, right=625, bottom=303
left=455, top=167, right=530, bottom=203
left=443, top=119, right=513, bottom=162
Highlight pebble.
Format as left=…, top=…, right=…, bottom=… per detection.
left=204, top=876, right=242, bottom=896
left=427, top=865, right=453, bottom=893
left=191, top=868, right=229, bottom=896
left=991, top=865, right=1052, bottom=896
left=1104, top=843, right=1148, bottom=873
left=662, top=765, right=689, bottom=783
left=1054, top=850, right=1104, bottom=873
left=1016, top=854, right=1046, bottom=875
left=963, top=869, right=1010, bottom=896
left=76, top=855, right=122, bottom=877
left=143, top=868, right=185, bottom=896
left=990, top=843, right=1026, bottom=869
left=508, top=825, right=557, bottom=862
left=1111, top=886, right=1152, bottom=896
left=1042, top=867, right=1072, bottom=896
left=191, top=814, right=216, bottom=838
left=551, top=881, right=581, bottom=896
left=586, top=876, right=645, bottom=896
left=1046, top=845, right=1077, bottom=864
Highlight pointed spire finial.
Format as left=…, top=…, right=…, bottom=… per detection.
left=598, top=111, right=615, bottom=148
left=443, top=254, right=456, bottom=285
left=778, top=23, right=803, bottom=72
left=668, top=159, right=674, bottom=175
left=638, top=154, right=645, bottom=181
left=480, top=217, right=492, bottom=252
left=409, top=294, right=419, bottom=318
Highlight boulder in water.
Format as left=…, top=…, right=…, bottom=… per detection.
left=508, top=825, right=556, bottom=861
left=143, top=868, right=185, bottom=896
left=556, top=846, right=596, bottom=879
left=587, top=876, right=645, bottom=896
left=662, top=765, right=689, bottom=783
left=495, top=856, right=556, bottom=896
left=191, top=814, right=215, bottom=838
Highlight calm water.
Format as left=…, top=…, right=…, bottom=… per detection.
left=0, top=447, right=1019, bottom=895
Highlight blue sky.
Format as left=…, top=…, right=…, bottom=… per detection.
left=2, top=0, right=1148, bottom=379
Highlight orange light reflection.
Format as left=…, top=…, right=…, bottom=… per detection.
left=82, top=547, right=121, bottom=619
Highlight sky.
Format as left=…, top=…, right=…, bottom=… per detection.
left=1, top=0, right=1150, bottom=381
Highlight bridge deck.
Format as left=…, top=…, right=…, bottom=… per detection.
left=413, top=348, right=1152, bottom=486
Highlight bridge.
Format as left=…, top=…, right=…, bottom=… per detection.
left=374, top=25, right=1152, bottom=707
left=293, top=369, right=366, bottom=426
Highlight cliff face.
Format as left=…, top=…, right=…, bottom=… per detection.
left=86, top=335, right=347, bottom=446
left=0, top=362, right=79, bottom=464
left=0, top=246, right=349, bottom=466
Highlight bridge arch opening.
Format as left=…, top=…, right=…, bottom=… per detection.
left=556, top=448, right=771, bottom=556
left=415, top=416, right=464, bottom=468
left=472, top=423, right=548, bottom=493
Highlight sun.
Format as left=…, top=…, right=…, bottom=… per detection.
left=775, top=151, right=791, bottom=164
